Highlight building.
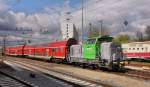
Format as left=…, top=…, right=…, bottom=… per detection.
left=60, top=1, right=78, bottom=42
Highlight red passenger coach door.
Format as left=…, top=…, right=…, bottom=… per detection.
left=52, top=48, right=55, bottom=58
left=45, top=49, right=49, bottom=56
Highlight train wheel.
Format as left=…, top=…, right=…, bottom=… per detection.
left=72, top=62, right=75, bottom=66
left=73, top=62, right=78, bottom=67
left=48, top=58, right=53, bottom=63
left=50, top=58, right=55, bottom=63
left=82, top=63, right=86, bottom=69
left=92, top=64, right=96, bottom=70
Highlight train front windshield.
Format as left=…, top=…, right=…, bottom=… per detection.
left=86, top=39, right=96, bottom=44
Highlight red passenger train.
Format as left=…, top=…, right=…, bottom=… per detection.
left=5, top=38, right=77, bottom=62
left=5, top=37, right=125, bottom=70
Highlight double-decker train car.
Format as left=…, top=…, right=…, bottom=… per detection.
left=122, top=41, right=150, bottom=60
left=6, top=38, right=77, bottom=61
left=29, top=38, right=77, bottom=61
left=5, top=46, right=17, bottom=56
left=5, top=45, right=33, bottom=56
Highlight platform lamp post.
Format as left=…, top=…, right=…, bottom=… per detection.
left=123, top=20, right=128, bottom=31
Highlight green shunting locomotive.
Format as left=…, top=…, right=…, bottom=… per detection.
left=70, top=35, right=124, bottom=70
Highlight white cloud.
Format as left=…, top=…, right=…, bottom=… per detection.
left=0, top=3, right=9, bottom=12
left=0, top=9, right=61, bottom=43
left=72, top=0, right=150, bottom=36
left=1, top=0, right=150, bottom=45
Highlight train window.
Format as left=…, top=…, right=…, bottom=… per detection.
left=70, top=48, right=73, bottom=55
left=35, top=51, right=38, bottom=55
left=129, top=48, right=131, bottom=50
left=35, top=51, right=37, bottom=55
left=39, top=51, right=41, bottom=56
left=142, top=48, right=144, bottom=50
left=133, top=48, right=135, bottom=50
left=137, top=48, right=139, bottom=50
left=32, top=51, right=34, bottom=55
left=52, top=48, right=55, bottom=52
left=60, top=48, right=63, bottom=53
left=145, top=47, right=148, bottom=52
left=55, top=48, right=58, bottom=53
left=45, top=49, right=49, bottom=56
left=86, top=39, right=96, bottom=44
left=29, top=50, right=32, bottom=53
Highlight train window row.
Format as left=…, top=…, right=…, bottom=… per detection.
left=33, top=48, right=65, bottom=56
left=52, top=48, right=64, bottom=53
left=124, top=47, right=148, bottom=51
left=7, top=47, right=65, bottom=56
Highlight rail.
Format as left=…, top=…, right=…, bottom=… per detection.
left=0, top=70, right=35, bottom=87
left=6, top=57, right=108, bottom=87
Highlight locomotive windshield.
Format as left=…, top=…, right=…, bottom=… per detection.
left=86, top=39, right=96, bottom=44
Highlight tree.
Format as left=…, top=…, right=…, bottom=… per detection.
left=113, top=34, right=131, bottom=44
left=88, top=23, right=99, bottom=38
left=145, top=26, right=150, bottom=40
left=88, top=27, right=99, bottom=38
left=88, top=23, right=110, bottom=38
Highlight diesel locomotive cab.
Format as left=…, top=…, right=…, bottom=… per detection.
left=82, top=35, right=124, bottom=70
left=83, top=38, right=97, bottom=60
left=100, top=42, right=124, bottom=70
left=83, top=35, right=114, bottom=64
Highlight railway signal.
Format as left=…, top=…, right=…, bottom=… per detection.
left=124, top=20, right=128, bottom=26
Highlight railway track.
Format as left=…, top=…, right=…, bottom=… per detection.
left=5, top=57, right=150, bottom=87
left=0, top=70, right=35, bottom=87
left=5, top=57, right=105, bottom=87
left=6, top=57, right=150, bottom=80
left=125, top=69, right=150, bottom=80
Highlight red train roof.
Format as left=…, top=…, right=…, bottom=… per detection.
left=49, top=40, right=68, bottom=47
left=7, top=39, right=77, bottom=49
left=30, top=40, right=68, bottom=48
left=24, top=45, right=34, bottom=49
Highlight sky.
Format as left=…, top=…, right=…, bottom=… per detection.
left=0, top=0, right=150, bottom=45
left=10, top=0, right=80, bottom=13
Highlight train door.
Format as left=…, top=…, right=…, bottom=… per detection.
left=45, top=48, right=49, bottom=56
left=51, top=48, right=55, bottom=58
